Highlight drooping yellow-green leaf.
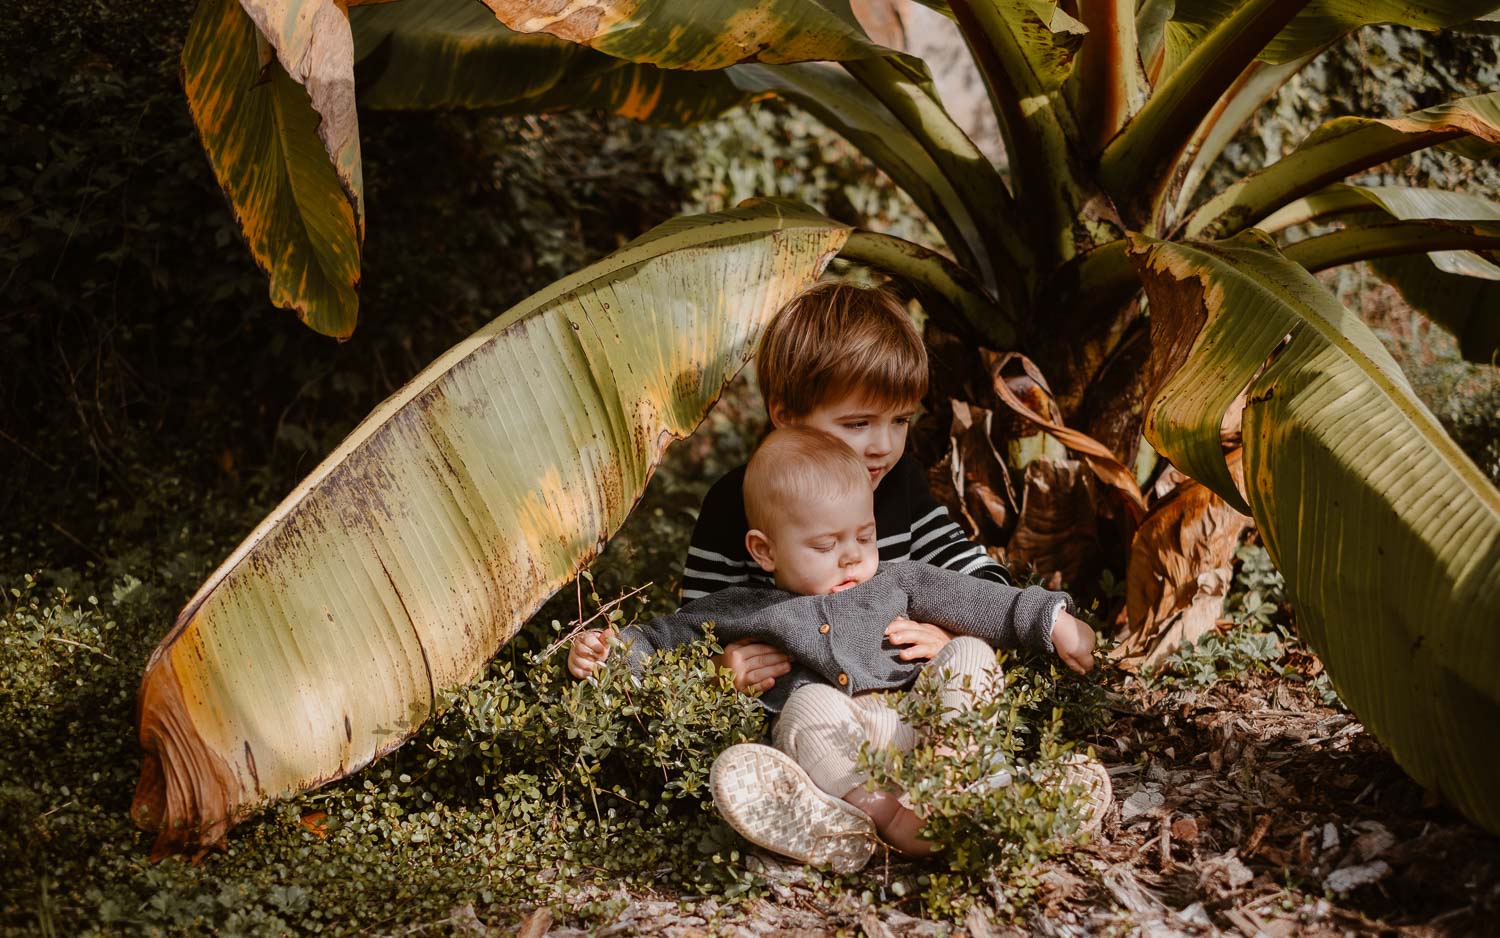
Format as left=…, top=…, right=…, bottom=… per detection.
left=477, top=0, right=889, bottom=70
left=352, top=0, right=753, bottom=124
left=183, top=0, right=363, bottom=336
left=1186, top=92, right=1500, bottom=240
left=1262, top=185, right=1500, bottom=361
left=131, top=200, right=851, bottom=857
left=1129, top=231, right=1500, bottom=835
left=1159, top=0, right=1500, bottom=73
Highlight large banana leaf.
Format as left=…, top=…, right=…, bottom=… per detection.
left=131, top=201, right=850, bottom=857
left=194, top=0, right=892, bottom=336
left=1185, top=92, right=1500, bottom=240
left=352, top=0, right=752, bottom=123
left=184, top=0, right=363, bottom=337
left=1129, top=231, right=1500, bottom=835
left=1263, top=184, right=1500, bottom=361
left=477, top=0, right=889, bottom=69
left=1156, top=0, right=1500, bottom=78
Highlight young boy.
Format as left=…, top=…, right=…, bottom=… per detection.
left=568, top=428, right=1104, bottom=872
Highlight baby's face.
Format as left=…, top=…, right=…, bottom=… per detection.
left=763, top=485, right=879, bottom=596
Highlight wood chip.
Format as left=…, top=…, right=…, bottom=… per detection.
left=1154, top=816, right=1170, bottom=871
left=1244, top=813, right=1273, bottom=858
left=1171, top=816, right=1200, bottom=846
left=861, top=909, right=894, bottom=938
left=517, top=906, right=553, bottom=938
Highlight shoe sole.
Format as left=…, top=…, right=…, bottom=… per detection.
left=710, top=744, right=877, bottom=874
left=1058, top=754, right=1114, bottom=835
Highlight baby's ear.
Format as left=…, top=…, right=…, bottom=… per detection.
left=745, top=530, right=776, bottom=572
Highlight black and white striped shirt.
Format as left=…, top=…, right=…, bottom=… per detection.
left=681, top=454, right=1011, bottom=601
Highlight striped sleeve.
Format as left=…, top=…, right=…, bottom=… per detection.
left=902, top=460, right=1013, bottom=585
left=680, top=466, right=763, bottom=601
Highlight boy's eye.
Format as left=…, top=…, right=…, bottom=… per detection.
left=841, top=420, right=868, bottom=429
left=895, top=416, right=912, bottom=426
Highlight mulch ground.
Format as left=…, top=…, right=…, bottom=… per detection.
left=527, top=661, right=1500, bottom=937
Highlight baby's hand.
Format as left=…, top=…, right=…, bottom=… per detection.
left=885, top=617, right=954, bottom=661
left=567, top=628, right=615, bottom=679
left=1051, top=609, right=1095, bottom=675
left=715, top=638, right=792, bottom=694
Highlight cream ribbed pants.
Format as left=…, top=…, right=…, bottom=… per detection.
left=770, top=636, right=999, bottom=797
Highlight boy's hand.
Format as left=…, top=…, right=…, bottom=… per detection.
left=714, top=638, right=791, bottom=694
left=567, top=628, right=615, bottom=679
left=885, top=617, right=953, bottom=661
left=1051, top=609, right=1096, bottom=675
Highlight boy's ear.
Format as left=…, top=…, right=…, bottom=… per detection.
left=745, top=529, right=776, bottom=572
left=766, top=402, right=790, bottom=428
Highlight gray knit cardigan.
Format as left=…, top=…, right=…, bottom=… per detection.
left=617, top=563, right=1072, bottom=712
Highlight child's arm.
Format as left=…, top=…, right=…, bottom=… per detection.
left=565, top=589, right=806, bottom=681
left=887, top=562, right=1094, bottom=672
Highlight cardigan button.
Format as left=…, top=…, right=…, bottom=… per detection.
left=819, top=623, right=830, bottom=634
left=837, top=673, right=849, bottom=686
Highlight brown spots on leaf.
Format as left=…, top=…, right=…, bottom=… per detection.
left=484, top=0, right=630, bottom=45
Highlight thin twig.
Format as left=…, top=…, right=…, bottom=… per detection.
left=43, top=635, right=116, bottom=661
left=538, top=581, right=654, bottom=660
left=48, top=521, right=107, bottom=563
left=0, top=429, right=60, bottom=472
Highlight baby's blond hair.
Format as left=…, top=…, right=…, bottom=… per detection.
left=743, top=427, right=872, bottom=532
left=755, top=281, right=927, bottom=419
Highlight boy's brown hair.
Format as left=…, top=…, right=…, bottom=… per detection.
left=743, top=427, right=871, bottom=532
left=755, top=281, right=927, bottom=419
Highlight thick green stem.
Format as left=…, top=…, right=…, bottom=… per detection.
left=1099, top=0, right=1311, bottom=228
left=839, top=229, right=1018, bottom=348
left=1068, top=0, right=1143, bottom=156
left=844, top=56, right=1035, bottom=294
left=947, top=0, right=1088, bottom=270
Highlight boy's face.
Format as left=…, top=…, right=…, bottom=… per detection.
left=775, top=392, right=916, bottom=489
left=747, top=485, right=879, bottom=596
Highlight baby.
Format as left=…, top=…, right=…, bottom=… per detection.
left=569, top=427, right=1101, bottom=871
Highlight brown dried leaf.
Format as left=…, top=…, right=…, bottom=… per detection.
left=1115, top=449, right=1252, bottom=667
left=1007, top=459, right=1102, bottom=589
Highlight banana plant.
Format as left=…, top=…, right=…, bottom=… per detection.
left=148, top=0, right=1500, bottom=853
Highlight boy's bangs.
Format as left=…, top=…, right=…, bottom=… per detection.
left=815, top=343, right=926, bottom=415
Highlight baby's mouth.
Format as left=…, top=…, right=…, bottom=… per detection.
left=830, top=578, right=861, bottom=593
